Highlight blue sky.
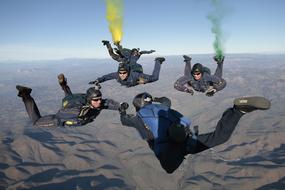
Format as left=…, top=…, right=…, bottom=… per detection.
left=0, top=0, right=284, bottom=60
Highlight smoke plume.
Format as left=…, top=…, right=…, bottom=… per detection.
left=105, top=0, right=123, bottom=43
left=207, top=0, right=224, bottom=61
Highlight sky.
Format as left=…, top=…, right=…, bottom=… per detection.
left=0, top=0, right=284, bottom=61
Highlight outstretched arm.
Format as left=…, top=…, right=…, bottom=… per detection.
left=114, top=42, right=131, bottom=58
left=106, top=44, right=123, bottom=62
left=101, top=99, right=121, bottom=110
left=120, top=112, right=153, bottom=140
left=174, top=76, right=194, bottom=95
left=140, top=50, right=155, bottom=54
left=96, top=72, right=118, bottom=83
left=120, top=112, right=137, bottom=128
left=114, top=41, right=123, bottom=51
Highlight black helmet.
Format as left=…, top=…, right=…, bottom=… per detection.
left=118, top=63, right=130, bottom=72
left=86, top=87, right=102, bottom=103
left=131, top=48, right=139, bottom=53
left=191, top=63, right=203, bottom=74
left=133, top=92, right=153, bottom=111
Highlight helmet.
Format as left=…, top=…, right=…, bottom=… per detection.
left=131, top=48, right=139, bottom=53
left=133, top=92, right=153, bottom=111
left=118, top=63, right=130, bottom=72
left=191, top=63, right=203, bottom=74
left=86, top=87, right=102, bottom=103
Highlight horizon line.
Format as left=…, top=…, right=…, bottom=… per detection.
left=1, top=52, right=285, bottom=63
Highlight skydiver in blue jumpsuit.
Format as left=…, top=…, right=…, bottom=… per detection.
left=119, top=92, right=270, bottom=173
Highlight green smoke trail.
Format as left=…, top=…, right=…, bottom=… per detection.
left=207, top=0, right=224, bottom=62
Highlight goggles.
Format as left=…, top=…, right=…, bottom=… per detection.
left=91, top=97, right=102, bottom=102
left=119, top=71, right=128, bottom=75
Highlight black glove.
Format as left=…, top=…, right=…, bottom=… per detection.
left=89, top=79, right=100, bottom=85
left=119, top=102, right=129, bottom=114
left=205, top=86, right=216, bottom=97
left=214, top=55, right=225, bottom=64
left=102, top=40, right=110, bottom=46
left=183, top=55, right=192, bottom=62
left=206, top=91, right=215, bottom=97
left=185, top=88, right=194, bottom=95
left=94, top=83, right=101, bottom=90
left=114, top=41, right=121, bottom=46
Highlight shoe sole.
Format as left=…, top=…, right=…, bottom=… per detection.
left=234, top=96, right=271, bottom=110
left=16, top=85, right=32, bottom=91
left=58, top=74, right=65, bottom=84
left=16, top=85, right=32, bottom=97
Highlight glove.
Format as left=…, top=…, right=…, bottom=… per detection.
left=114, top=41, right=121, bottom=46
left=185, top=88, right=194, bottom=95
left=214, top=55, right=225, bottom=64
left=137, top=77, right=146, bottom=84
left=150, top=50, right=156, bottom=53
left=89, top=79, right=100, bottom=85
left=102, top=40, right=110, bottom=46
left=119, top=102, right=129, bottom=114
left=205, top=86, right=216, bottom=97
left=94, top=83, right=101, bottom=90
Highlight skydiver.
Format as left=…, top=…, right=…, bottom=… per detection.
left=113, top=41, right=155, bottom=65
left=118, top=92, right=271, bottom=173
left=89, top=57, right=165, bottom=87
left=174, top=55, right=226, bottom=96
left=102, top=40, right=127, bottom=63
left=16, top=74, right=128, bottom=127
left=102, top=40, right=155, bottom=73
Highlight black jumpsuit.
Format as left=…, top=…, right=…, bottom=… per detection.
left=19, top=84, right=120, bottom=127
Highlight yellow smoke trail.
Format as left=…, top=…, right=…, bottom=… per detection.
left=105, top=0, right=123, bottom=43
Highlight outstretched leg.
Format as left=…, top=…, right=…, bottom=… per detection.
left=192, top=107, right=243, bottom=153
left=139, top=57, right=165, bottom=84
left=173, top=55, right=194, bottom=94
left=58, top=73, right=72, bottom=97
left=211, top=56, right=226, bottom=93
left=16, top=85, right=41, bottom=124
left=186, top=96, right=271, bottom=154
left=213, top=56, right=224, bottom=78
left=183, top=55, right=192, bottom=77
left=150, top=57, right=165, bottom=81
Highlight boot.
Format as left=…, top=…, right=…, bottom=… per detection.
left=58, top=73, right=67, bottom=86
left=234, top=96, right=271, bottom=113
left=102, top=40, right=110, bottom=46
left=16, top=85, right=32, bottom=98
left=155, top=57, right=166, bottom=64
left=183, top=55, right=191, bottom=62
left=214, top=55, right=225, bottom=64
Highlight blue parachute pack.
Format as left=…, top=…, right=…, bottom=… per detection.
left=137, top=103, right=196, bottom=143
